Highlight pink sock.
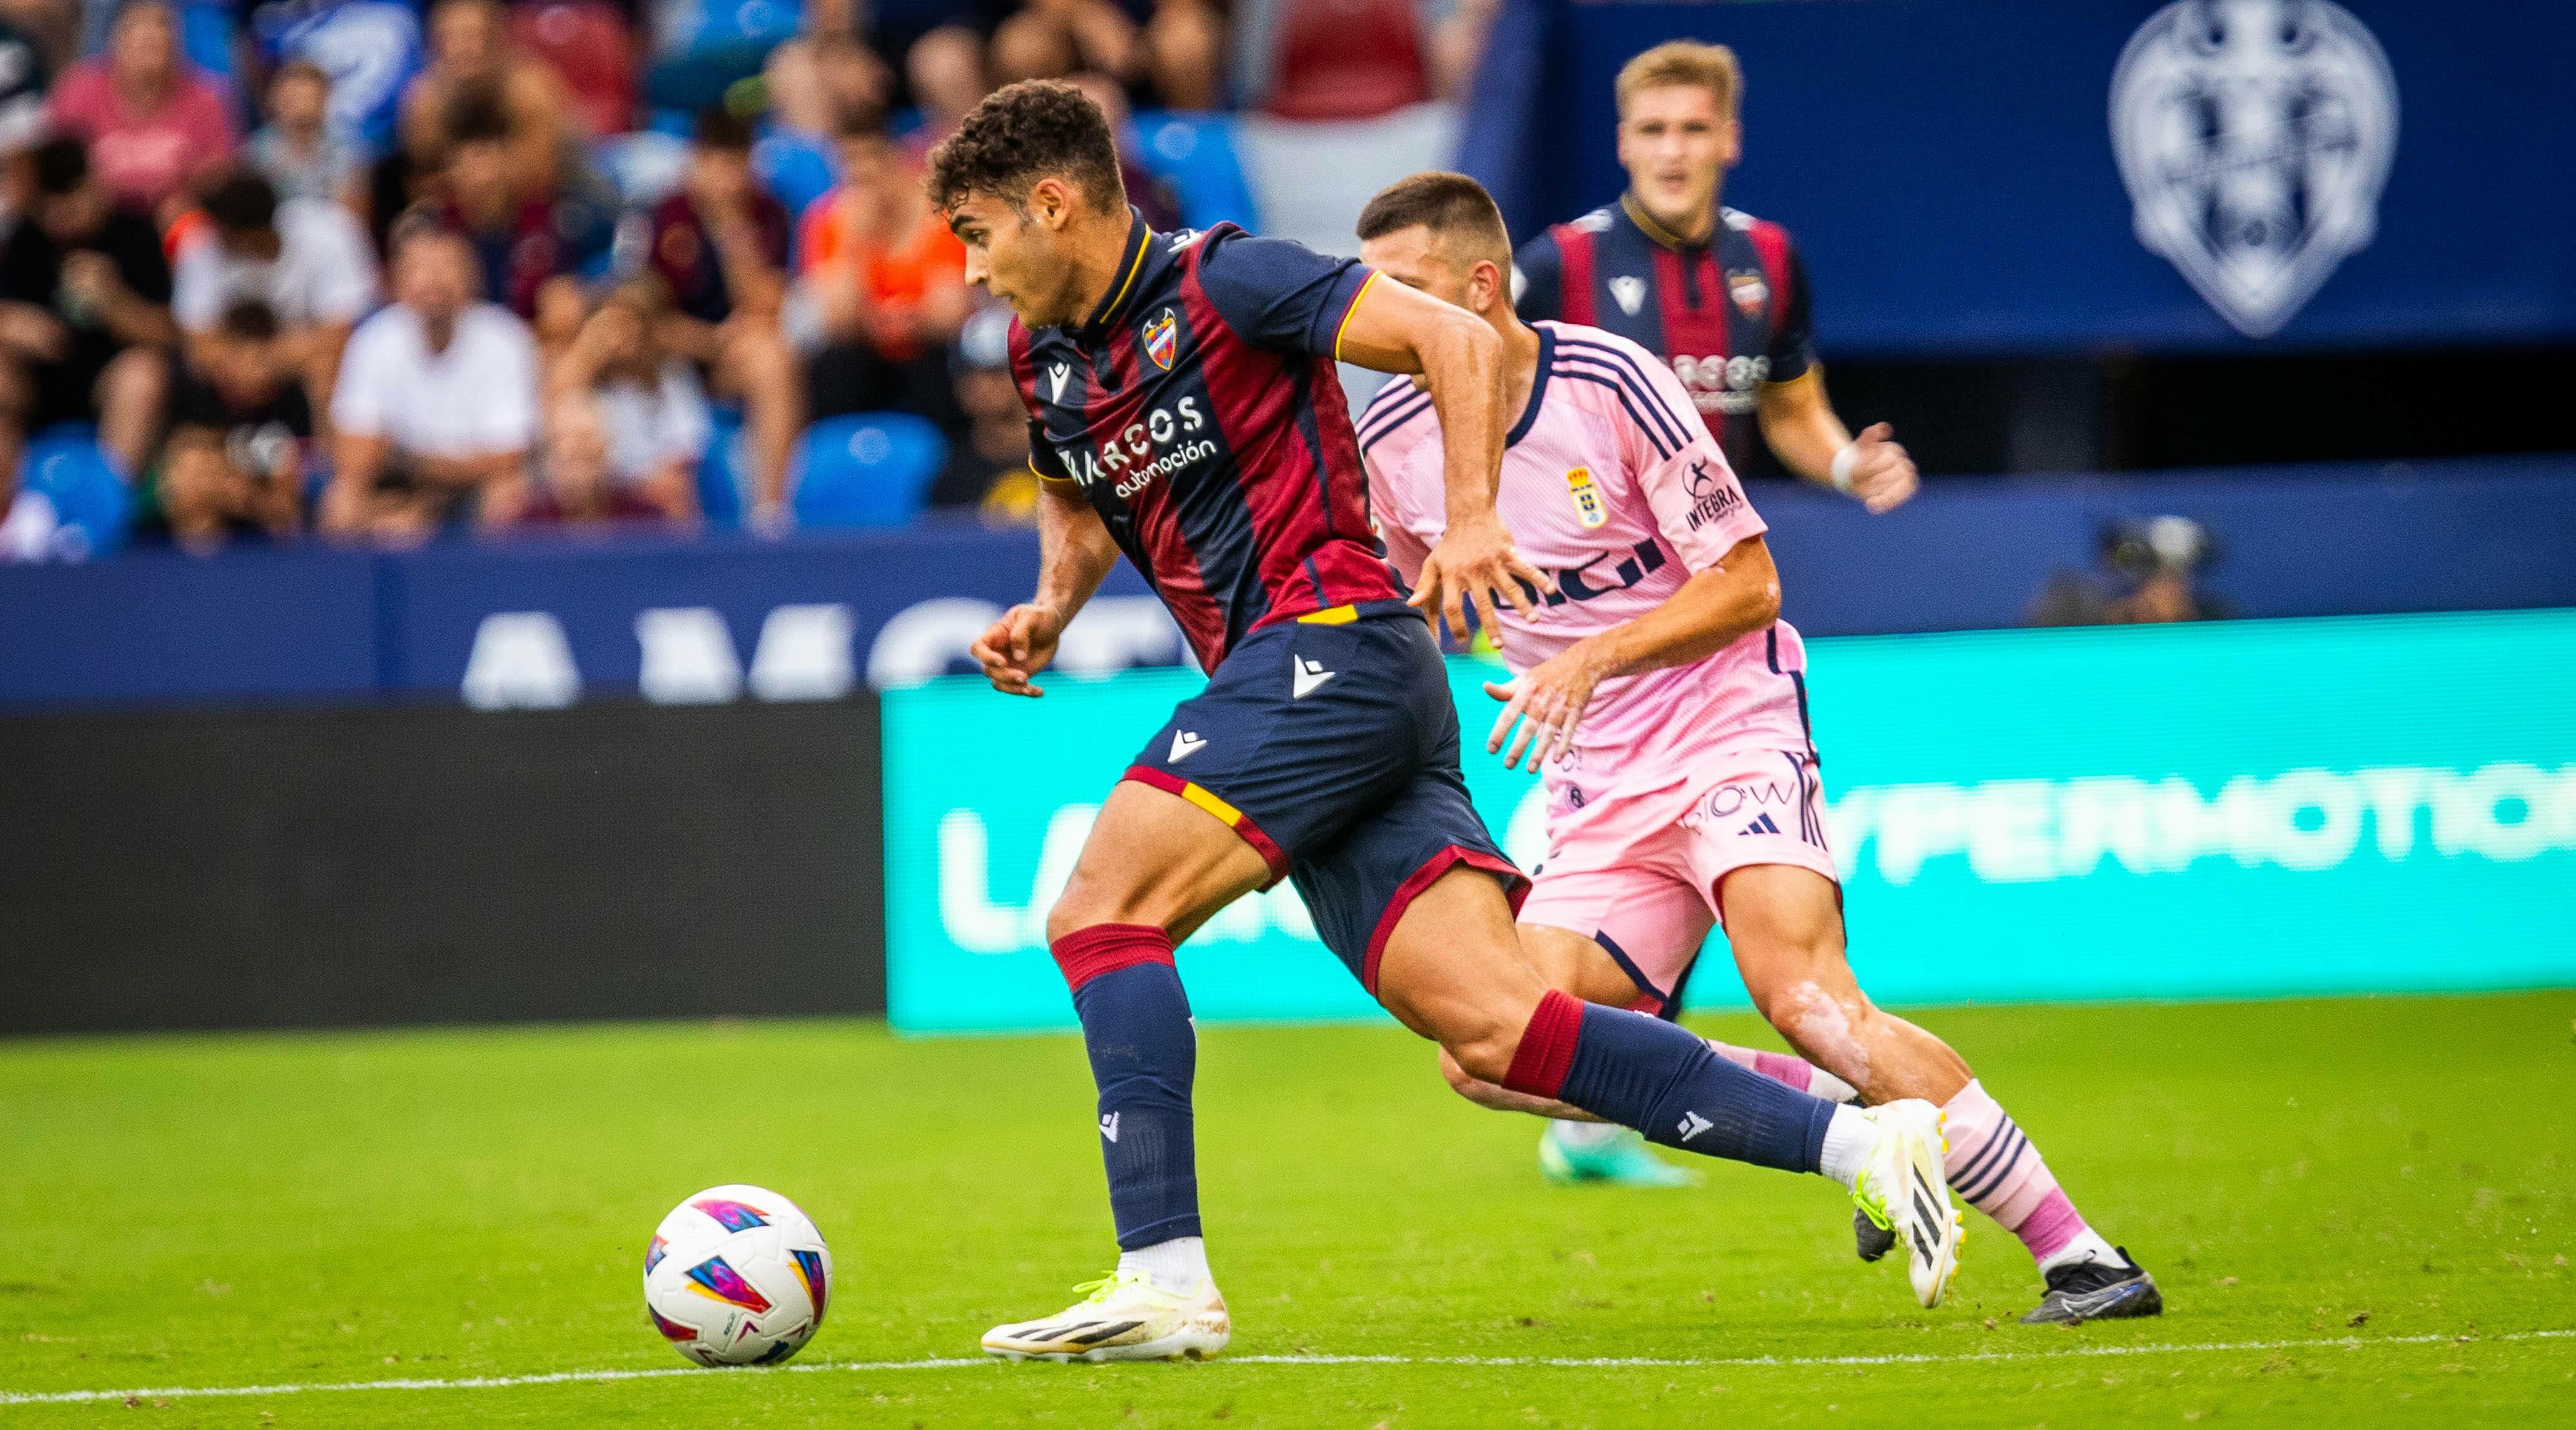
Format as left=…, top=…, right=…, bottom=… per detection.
left=1705, top=1041, right=1858, bottom=1103
left=1940, top=1080, right=2092, bottom=1266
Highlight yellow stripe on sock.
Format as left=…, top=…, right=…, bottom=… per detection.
left=1297, top=604, right=1358, bottom=625
left=1179, top=782, right=1243, bottom=827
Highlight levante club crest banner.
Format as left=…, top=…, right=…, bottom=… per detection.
left=882, top=609, right=2576, bottom=1033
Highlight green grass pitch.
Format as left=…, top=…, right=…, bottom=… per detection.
left=3, top=993, right=2572, bottom=1426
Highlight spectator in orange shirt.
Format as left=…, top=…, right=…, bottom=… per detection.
left=794, top=119, right=971, bottom=423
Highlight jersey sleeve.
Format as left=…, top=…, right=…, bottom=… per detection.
left=1627, top=354, right=1768, bottom=570
left=1765, top=245, right=1816, bottom=384
left=1359, top=427, right=1434, bottom=588
left=1192, top=228, right=1376, bottom=357
left=1511, top=231, right=1563, bottom=322
left=1026, top=420, right=1076, bottom=487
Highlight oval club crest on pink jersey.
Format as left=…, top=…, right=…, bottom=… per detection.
left=1143, top=308, right=1180, bottom=369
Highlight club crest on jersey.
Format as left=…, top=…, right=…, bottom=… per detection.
left=1607, top=276, right=1647, bottom=316
left=1564, top=467, right=1607, bottom=529
left=1142, top=308, right=1179, bottom=369
left=2111, top=0, right=2397, bottom=339
left=1727, top=270, right=1769, bottom=317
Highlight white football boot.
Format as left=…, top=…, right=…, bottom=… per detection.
left=981, top=1267, right=1231, bottom=1362
left=1848, top=1098, right=1966, bottom=1308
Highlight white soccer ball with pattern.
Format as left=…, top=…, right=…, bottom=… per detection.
left=642, top=1184, right=832, bottom=1366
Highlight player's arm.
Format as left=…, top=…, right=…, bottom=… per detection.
left=1752, top=247, right=1915, bottom=512
left=1337, top=276, right=1548, bottom=639
left=1755, top=371, right=1915, bottom=513
left=1485, top=535, right=1781, bottom=769
left=968, top=469, right=1119, bottom=698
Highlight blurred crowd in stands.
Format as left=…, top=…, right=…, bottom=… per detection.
left=0, top=0, right=1493, bottom=557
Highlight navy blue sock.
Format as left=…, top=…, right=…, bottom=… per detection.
left=1506, top=990, right=1834, bottom=1173
left=1056, top=924, right=1201, bottom=1249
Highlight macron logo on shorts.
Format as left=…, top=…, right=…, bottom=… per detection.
left=1169, top=730, right=1206, bottom=762
left=1291, top=655, right=1336, bottom=699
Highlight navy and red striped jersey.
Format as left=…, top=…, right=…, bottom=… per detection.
left=1513, top=195, right=1815, bottom=475
left=1011, top=213, right=1401, bottom=672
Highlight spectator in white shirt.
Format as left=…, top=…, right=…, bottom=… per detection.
left=323, top=215, right=534, bottom=541
left=177, top=171, right=379, bottom=431
left=543, top=274, right=708, bottom=524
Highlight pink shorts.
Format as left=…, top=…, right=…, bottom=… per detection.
left=1515, top=744, right=1838, bottom=1016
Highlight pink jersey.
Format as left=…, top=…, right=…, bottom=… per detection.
left=1360, top=321, right=1811, bottom=802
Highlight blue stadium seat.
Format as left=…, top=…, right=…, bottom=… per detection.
left=1131, top=111, right=1260, bottom=232
left=696, top=404, right=747, bottom=530
left=643, top=0, right=800, bottom=113
left=756, top=125, right=836, bottom=228
left=20, top=426, right=133, bottom=560
left=791, top=412, right=945, bottom=530
left=178, top=1, right=236, bottom=85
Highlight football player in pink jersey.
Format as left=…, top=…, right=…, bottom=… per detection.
left=1355, top=173, right=2160, bottom=1326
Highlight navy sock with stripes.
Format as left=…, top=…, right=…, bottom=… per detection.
left=1505, top=991, right=1835, bottom=1173
left=1054, top=924, right=1201, bottom=1250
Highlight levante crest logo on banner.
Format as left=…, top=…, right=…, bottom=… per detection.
left=2111, top=0, right=2398, bottom=339
left=1143, top=309, right=1179, bottom=369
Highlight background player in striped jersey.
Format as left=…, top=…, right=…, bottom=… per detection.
left=931, top=82, right=1967, bottom=1361
left=1357, top=173, right=2160, bottom=1325
left=1514, top=41, right=1919, bottom=515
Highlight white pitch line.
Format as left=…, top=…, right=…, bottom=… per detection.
left=4, top=1330, right=2568, bottom=1407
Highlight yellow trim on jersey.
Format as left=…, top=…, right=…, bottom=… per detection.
left=1332, top=270, right=1383, bottom=362
left=1296, top=604, right=1360, bottom=626
left=1620, top=192, right=1708, bottom=252
left=1032, top=460, right=1077, bottom=487
left=1179, top=781, right=1244, bottom=828
left=1097, top=226, right=1151, bottom=327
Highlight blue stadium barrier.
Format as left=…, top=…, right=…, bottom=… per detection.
left=19, top=426, right=132, bottom=561
left=1461, top=0, right=2576, bottom=353
left=790, top=413, right=946, bottom=530
left=1130, top=112, right=1261, bottom=232
left=4, top=456, right=2574, bottom=709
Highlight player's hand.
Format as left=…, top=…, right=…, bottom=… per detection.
left=1843, top=423, right=1919, bottom=514
left=969, top=602, right=1067, bottom=698
left=1484, top=643, right=1603, bottom=771
left=1411, top=511, right=1552, bottom=643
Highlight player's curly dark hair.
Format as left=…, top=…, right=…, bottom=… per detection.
left=924, top=80, right=1125, bottom=216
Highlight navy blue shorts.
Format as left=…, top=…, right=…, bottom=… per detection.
left=1122, top=601, right=1527, bottom=994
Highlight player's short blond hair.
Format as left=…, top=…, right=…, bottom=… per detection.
left=1615, top=41, right=1742, bottom=122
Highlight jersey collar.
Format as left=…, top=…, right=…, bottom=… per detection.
left=1620, top=192, right=1717, bottom=252
left=1505, top=325, right=1554, bottom=449
left=1077, top=208, right=1153, bottom=336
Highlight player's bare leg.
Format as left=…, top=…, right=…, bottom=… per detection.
left=984, top=779, right=1266, bottom=1362
left=1719, top=863, right=2161, bottom=1323
left=1435, top=923, right=1858, bottom=1185
left=1376, top=869, right=1963, bottom=1307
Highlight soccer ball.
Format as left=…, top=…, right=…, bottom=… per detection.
left=642, top=1184, right=831, bottom=1366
